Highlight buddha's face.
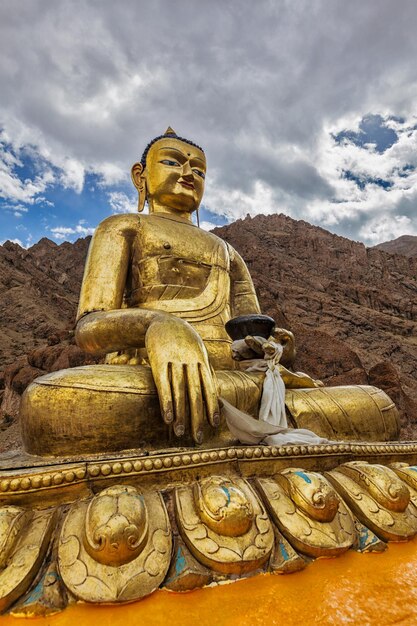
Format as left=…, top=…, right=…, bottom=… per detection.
left=144, top=138, right=206, bottom=213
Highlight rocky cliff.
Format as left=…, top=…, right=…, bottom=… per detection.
left=1, top=213, right=416, bottom=451
left=374, top=235, right=417, bottom=258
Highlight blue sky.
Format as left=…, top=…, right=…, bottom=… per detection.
left=0, top=148, right=229, bottom=245
left=1, top=1, right=417, bottom=247
left=0, top=130, right=229, bottom=245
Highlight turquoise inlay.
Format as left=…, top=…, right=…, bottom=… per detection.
left=358, top=525, right=369, bottom=548
left=165, top=546, right=188, bottom=584
left=175, top=546, right=186, bottom=576
left=23, top=570, right=60, bottom=605
left=279, top=540, right=290, bottom=561
left=293, top=471, right=312, bottom=484
left=221, top=486, right=231, bottom=504
left=23, top=579, right=44, bottom=605
left=408, top=467, right=417, bottom=473
left=358, top=525, right=379, bottom=550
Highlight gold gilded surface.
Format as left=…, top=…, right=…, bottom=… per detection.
left=390, top=462, right=417, bottom=508
left=0, top=508, right=56, bottom=613
left=276, top=467, right=341, bottom=522
left=0, top=506, right=31, bottom=568
left=285, top=385, right=400, bottom=441
left=175, top=476, right=273, bottom=574
left=83, top=485, right=149, bottom=566
left=3, top=463, right=417, bottom=614
left=194, top=476, right=254, bottom=536
left=58, top=487, right=171, bottom=603
left=327, top=462, right=417, bottom=542
left=20, top=128, right=399, bottom=456
left=4, top=442, right=417, bottom=506
left=257, top=470, right=355, bottom=558
left=335, top=461, right=410, bottom=512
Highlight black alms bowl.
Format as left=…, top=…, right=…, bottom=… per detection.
left=225, top=314, right=276, bottom=341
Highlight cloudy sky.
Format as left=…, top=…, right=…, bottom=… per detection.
left=1, top=0, right=417, bottom=248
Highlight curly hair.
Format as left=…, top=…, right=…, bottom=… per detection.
left=140, top=132, right=204, bottom=169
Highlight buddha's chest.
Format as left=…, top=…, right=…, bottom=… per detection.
left=127, top=215, right=228, bottom=299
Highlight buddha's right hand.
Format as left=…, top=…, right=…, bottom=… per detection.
left=145, top=316, right=220, bottom=444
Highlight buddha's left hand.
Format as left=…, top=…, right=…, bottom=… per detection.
left=145, top=315, right=220, bottom=444
left=271, top=328, right=296, bottom=367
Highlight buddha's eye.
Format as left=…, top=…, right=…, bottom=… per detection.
left=192, top=169, right=206, bottom=179
left=160, top=159, right=180, bottom=167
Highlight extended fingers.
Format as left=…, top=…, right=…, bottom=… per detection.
left=153, top=360, right=219, bottom=443
left=186, top=363, right=205, bottom=444
left=171, top=362, right=187, bottom=436
left=199, top=363, right=220, bottom=428
left=152, top=363, right=174, bottom=425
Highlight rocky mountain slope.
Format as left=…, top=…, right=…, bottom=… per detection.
left=0, top=236, right=90, bottom=365
left=374, top=234, right=417, bottom=257
left=0, top=213, right=416, bottom=451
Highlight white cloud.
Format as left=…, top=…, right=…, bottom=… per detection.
left=199, top=220, right=218, bottom=231
left=50, top=220, right=95, bottom=240
left=204, top=179, right=278, bottom=222
left=96, top=163, right=126, bottom=186
left=359, top=215, right=417, bottom=244
left=0, top=237, right=24, bottom=247
left=1, top=202, right=29, bottom=217
left=108, top=191, right=136, bottom=214
left=1, top=1, right=417, bottom=244
left=296, top=117, right=417, bottom=242
left=58, top=158, right=85, bottom=193
left=0, top=141, right=55, bottom=205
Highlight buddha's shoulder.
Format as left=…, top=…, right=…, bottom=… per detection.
left=95, top=213, right=141, bottom=233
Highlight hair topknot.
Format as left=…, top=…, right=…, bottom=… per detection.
left=140, top=132, right=204, bottom=169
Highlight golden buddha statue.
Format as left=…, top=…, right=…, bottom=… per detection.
left=20, top=128, right=399, bottom=456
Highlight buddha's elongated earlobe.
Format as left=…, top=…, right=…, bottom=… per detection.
left=196, top=206, right=200, bottom=228
left=137, top=179, right=147, bottom=212
left=131, top=162, right=147, bottom=213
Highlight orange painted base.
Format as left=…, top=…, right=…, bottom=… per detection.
left=5, top=540, right=417, bottom=626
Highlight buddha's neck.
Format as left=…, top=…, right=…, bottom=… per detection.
left=149, top=205, right=195, bottom=225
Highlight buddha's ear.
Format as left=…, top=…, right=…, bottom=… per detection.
left=131, top=162, right=147, bottom=212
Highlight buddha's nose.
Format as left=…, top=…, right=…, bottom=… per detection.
left=181, top=161, right=193, bottom=178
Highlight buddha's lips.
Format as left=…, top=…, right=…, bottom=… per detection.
left=179, top=181, right=195, bottom=190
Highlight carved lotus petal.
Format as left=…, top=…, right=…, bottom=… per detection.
left=83, top=485, right=148, bottom=566
left=68, top=557, right=88, bottom=586
left=0, top=506, right=31, bottom=568
left=194, top=476, right=254, bottom=537
left=196, top=536, right=220, bottom=554
left=254, top=532, right=270, bottom=549
left=279, top=469, right=339, bottom=522
left=59, top=535, right=80, bottom=567
left=144, top=550, right=162, bottom=576
left=255, top=514, right=271, bottom=536
left=341, top=464, right=410, bottom=512
left=189, top=523, right=208, bottom=540
left=152, top=528, right=170, bottom=554
left=243, top=544, right=261, bottom=560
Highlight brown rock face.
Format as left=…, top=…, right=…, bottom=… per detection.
left=374, top=235, right=417, bottom=258
left=368, top=362, right=417, bottom=436
left=1, top=213, right=416, bottom=451
left=0, top=237, right=90, bottom=365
